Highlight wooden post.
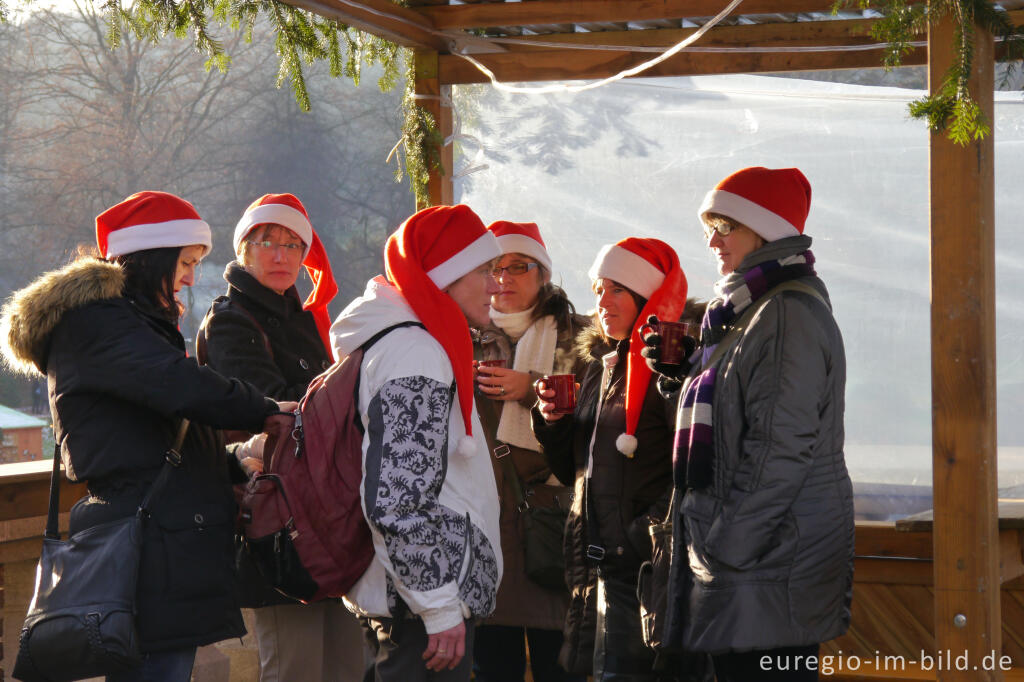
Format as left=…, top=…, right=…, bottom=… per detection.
left=413, top=49, right=454, bottom=209
left=929, top=13, right=999, bottom=682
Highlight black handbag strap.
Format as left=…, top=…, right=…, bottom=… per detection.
left=495, top=444, right=530, bottom=511
left=46, top=419, right=191, bottom=539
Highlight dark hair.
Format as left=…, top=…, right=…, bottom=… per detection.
left=590, top=278, right=648, bottom=344
left=115, top=247, right=183, bottom=321
left=530, top=280, right=578, bottom=330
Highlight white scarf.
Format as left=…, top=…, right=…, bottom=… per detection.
left=490, top=308, right=559, bottom=452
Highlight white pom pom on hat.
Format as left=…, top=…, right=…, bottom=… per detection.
left=456, top=435, right=477, bottom=458
left=616, top=433, right=638, bottom=457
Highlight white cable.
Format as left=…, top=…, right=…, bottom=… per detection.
left=451, top=0, right=746, bottom=94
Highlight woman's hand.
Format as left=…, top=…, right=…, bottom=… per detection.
left=535, top=382, right=565, bottom=422
left=235, top=433, right=267, bottom=477
left=476, top=366, right=532, bottom=402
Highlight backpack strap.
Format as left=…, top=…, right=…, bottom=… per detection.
left=349, top=321, right=426, bottom=436
left=360, top=321, right=426, bottom=353
left=196, top=297, right=273, bottom=366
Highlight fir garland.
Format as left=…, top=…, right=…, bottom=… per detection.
left=3, top=0, right=1018, bottom=179
left=836, top=0, right=1023, bottom=144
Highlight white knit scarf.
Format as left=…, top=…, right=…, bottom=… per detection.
left=490, top=307, right=559, bottom=451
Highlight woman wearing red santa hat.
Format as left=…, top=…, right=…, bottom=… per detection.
left=0, top=190, right=291, bottom=682
left=533, top=238, right=707, bottom=681
left=470, top=220, right=589, bottom=682
left=197, top=193, right=366, bottom=682
left=647, top=167, right=852, bottom=681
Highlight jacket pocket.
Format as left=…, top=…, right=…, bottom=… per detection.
left=457, top=513, right=499, bottom=618
left=680, top=491, right=719, bottom=585
left=142, top=498, right=235, bottom=601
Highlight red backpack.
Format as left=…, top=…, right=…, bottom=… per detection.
left=238, top=321, right=423, bottom=603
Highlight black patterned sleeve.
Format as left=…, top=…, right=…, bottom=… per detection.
left=362, top=375, right=466, bottom=618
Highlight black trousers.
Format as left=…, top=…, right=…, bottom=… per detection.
left=473, top=624, right=584, bottom=682
left=361, top=616, right=475, bottom=682
left=594, top=569, right=678, bottom=682
left=712, top=644, right=820, bottom=682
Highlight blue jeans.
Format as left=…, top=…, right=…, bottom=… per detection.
left=106, top=647, right=197, bottom=682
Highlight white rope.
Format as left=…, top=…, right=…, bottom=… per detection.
left=451, top=0, right=747, bottom=94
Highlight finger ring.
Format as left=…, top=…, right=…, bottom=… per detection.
left=499, top=386, right=505, bottom=395
left=438, top=649, right=447, bottom=654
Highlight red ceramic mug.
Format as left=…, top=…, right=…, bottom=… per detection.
left=534, top=374, right=577, bottom=415
left=638, top=320, right=692, bottom=366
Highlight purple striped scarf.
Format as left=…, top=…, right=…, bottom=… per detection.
left=673, top=250, right=816, bottom=490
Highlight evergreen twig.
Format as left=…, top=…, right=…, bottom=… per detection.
left=834, top=0, right=1024, bottom=144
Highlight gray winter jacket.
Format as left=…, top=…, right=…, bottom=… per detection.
left=674, top=235, right=854, bottom=653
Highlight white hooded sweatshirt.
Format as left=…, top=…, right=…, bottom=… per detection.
left=330, top=276, right=503, bottom=634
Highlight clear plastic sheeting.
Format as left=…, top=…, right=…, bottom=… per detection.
left=453, top=74, right=1024, bottom=520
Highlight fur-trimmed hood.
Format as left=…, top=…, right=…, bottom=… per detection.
left=1, top=258, right=125, bottom=376
left=576, top=315, right=616, bottom=362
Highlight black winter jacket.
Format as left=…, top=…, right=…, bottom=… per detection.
left=532, top=327, right=675, bottom=675
left=199, top=262, right=332, bottom=402
left=198, top=261, right=332, bottom=607
left=0, top=258, right=277, bottom=652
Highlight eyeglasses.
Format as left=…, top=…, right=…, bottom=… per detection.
left=703, top=222, right=737, bottom=241
left=249, top=240, right=304, bottom=257
left=492, top=262, right=539, bottom=278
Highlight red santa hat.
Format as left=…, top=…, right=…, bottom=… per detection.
left=698, top=166, right=812, bottom=242
left=96, top=191, right=212, bottom=259
left=588, top=238, right=688, bottom=456
left=486, top=221, right=553, bottom=274
left=385, top=204, right=501, bottom=457
left=234, top=193, right=338, bottom=355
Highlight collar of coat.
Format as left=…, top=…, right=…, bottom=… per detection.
left=1, top=258, right=127, bottom=376
left=224, top=261, right=304, bottom=320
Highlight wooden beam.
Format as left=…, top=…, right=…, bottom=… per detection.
left=413, top=50, right=454, bottom=208
left=439, top=45, right=926, bottom=84
left=281, top=0, right=447, bottom=52
left=494, top=17, right=884, bottom=51
left=420, top=0, right=843, bottom=30
left=928, top=11, right=998, bottom=682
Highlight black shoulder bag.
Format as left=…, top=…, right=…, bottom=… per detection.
left=494, top=449, right=570, bottom=591
left=13, top=420, right=190, bottom=682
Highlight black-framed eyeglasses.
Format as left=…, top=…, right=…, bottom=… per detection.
left=492, top=262, right=539, bottom=278
left=702, top=222, right=736, bottom=241
left=248, top=240, right=304, bottom=257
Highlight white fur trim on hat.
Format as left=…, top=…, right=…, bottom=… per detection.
left=699, top=189, right=800, bottom=242
left=495, top=233, right=553, bottom=273
left=616, top=433, right=638, bottom=457
left=587, top=244, right=664, bottom=299
left=105, top=218, right=212, bottom=259
left=428, top=232, right=501, bottom=290
left=234, top=204, right=314, bottom=258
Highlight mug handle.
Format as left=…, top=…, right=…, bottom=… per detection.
left=533, top=377, right=549, bottom=400
left=639, top=322, right=658, bottom=340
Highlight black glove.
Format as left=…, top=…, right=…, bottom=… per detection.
left=639, top=314, right=697, bottom=380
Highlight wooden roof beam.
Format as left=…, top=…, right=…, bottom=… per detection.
left=420, top=0, right=849, bottom=30
left=439, top=44, right=927, bottom=83
left=282, top=0, right=447, bottom=52
left=490, top=17, right=885, bottom=51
